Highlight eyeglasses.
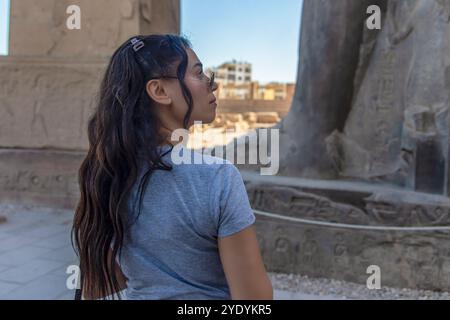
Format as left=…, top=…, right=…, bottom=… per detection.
left=150, top=71, right=215, bottom=90
left=207, top=72, right=215, bottom=90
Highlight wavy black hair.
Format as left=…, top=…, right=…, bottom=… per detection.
left=71, top=34, right=193, bottom=299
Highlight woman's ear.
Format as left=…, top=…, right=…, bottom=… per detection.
left=146, top=79, right=172, bottom=105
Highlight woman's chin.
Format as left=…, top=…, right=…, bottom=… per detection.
left=191, top=108, right=217, bottom=125
left=202, top=112, right=217, bottom=125
left=208, top=112, right=217, bottom=124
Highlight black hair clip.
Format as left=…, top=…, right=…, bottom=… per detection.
left=130, top=37, right=145, bottom=52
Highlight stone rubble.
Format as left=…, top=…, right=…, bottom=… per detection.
left=269, top=272, right=450, bottom=300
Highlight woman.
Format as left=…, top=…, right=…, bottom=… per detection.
left=72, top=34, right=273, bottom=300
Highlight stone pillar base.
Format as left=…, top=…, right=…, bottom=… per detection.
left=243, top=171, right=450, bottom=291
left=0, top=148, right=85, bottom=210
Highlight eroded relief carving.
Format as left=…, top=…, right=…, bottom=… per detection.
left=0, top=169, right=79, bottom=196
left=247, top=181, right=450, bottom=227
left=140, top=0, right=153, bottom=23
left=121, top=0, right=136, bottom=19
left=312, top=0, right=450, bottom=195
left=271, top=226, right=295, bottom=272
left=247, top=184, right=371, bottom=225
left=254, top=212, right=450, bottom=290
left=0, top=60, right=104, bottom=149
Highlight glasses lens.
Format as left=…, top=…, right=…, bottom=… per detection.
left=209, top=72, right=215, bottom=88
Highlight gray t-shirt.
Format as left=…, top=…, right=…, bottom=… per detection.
left=119, top=145, right=256, bottom=300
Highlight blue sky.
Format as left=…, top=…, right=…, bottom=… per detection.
left=0, top=0, right=302, bottom=83
left=0, top=0, right=9, bottom=55
left=181, top=0, right=303, bottom=83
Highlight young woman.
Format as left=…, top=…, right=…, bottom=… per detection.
left=72, top=34, right=273, bottom=300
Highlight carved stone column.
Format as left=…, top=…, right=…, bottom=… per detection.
left=0, top=0, right=180, bottom=208
left=325, top=0, right=450, bottom=195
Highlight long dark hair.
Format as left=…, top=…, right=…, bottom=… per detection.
left=71, top=34, right=193, bottom=299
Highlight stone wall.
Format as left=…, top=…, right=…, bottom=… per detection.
left=217, top=99, right=291, bottom=118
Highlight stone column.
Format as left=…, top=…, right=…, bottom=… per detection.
left=324, top=0, right=450, bottom=196
left=0, top=0, right=180, bottom=208
left=277, top=0, right=385, bottom=179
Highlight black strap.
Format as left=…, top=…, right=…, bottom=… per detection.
left=74, top=288, right=82, bottom=300
left=74, top=270, right=83, bottom=300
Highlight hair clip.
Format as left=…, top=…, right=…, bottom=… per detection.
left=130, top=37, right=145, bottom=52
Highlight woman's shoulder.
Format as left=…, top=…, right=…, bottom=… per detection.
left=181, top=153, right=238, bottom=182
left=168, top=145, right=237, bottom=173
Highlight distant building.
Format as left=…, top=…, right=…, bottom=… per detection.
left=207, top=60, right=295, bottom=102
left=209, top=59, right=252, bottom=86
left=254, top=82, right=296, bottom=101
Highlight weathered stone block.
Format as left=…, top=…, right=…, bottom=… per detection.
left=243, top=171, right=450, bottom=291
left=9, top=0, right=180, bottom=58
left=0, top=57, right=106, bottom=150
left=0, top=148, right=84, bottom=209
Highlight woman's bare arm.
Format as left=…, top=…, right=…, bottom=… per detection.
left=218, top=225, right=273, bottom=300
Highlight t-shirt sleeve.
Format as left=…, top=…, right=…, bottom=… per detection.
left=209, top=162, right=256, bottom=238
